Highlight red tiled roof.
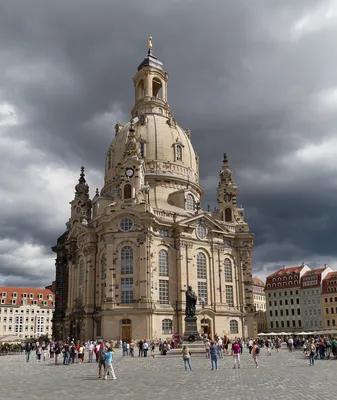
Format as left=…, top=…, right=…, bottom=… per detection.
left=323, top=272, right=337, bottom=281
left=302, top=268, right=325, bottom=277
left=252, top=277, right=265, bottom=287
left=268, top=266, right=304, bottom=278
left=0, top=286, right=54, bottom=306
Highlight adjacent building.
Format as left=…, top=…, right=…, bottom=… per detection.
left=265, top=264, right=311, bottom=332
left=322, top=272, right=337, bottom=329
left=0, top=287, right=55, bottom=339
left=52, top=40, right=256, bottom=342
left=300, top=266, right=332, bottom=331
left=252, top=277, right=267, bottom=334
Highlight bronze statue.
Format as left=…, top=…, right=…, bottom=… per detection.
left=185, top=286, right=197, bottom=317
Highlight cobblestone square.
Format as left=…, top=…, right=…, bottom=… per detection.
left=0, top=347, right=336, bottom=400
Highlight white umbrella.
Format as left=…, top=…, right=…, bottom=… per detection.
left=258, top=333, right=266, bottom=336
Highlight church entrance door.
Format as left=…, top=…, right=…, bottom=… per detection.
left=121, top=319, right=132, bottom=343
left=201, top=318, right=211, bottom=338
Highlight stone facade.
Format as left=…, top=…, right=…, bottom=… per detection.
left=322, top=271, right=337, bottom=329
left=252, top=277, right=267, bottom=334
left=300, top=266, right=332, bottom=331
left=52, top=42, right=255, bottom=342
left=0, top=287, right=54, bottom=339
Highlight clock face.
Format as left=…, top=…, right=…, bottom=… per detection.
left=125, top=167, right=134, bottom=178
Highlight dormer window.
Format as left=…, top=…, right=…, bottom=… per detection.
left=2, top=292, right=6, bottom=298
left=186, top=194, right=195, bottom=211
left=12, top=292, right=17, bottom=298
left=176, top=145, right=182, bottom=161
left=29, top=293, right=34, bottom=299
left=23, top=293, right=27, bottom=298
left=48, top=294, right=53, bottom=300
left=38, top=294, right=43, bottom=300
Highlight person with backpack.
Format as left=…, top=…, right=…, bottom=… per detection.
left=98, top=343, right=106, bottom=378
left=252, top=340, right=260, bottom=368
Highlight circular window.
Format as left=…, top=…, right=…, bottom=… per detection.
left=119, top=218, right=133, bottom=232
left=196, top=224, right=207, bottom=240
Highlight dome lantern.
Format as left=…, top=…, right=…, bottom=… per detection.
left=131, top=37, right=170, bottom=118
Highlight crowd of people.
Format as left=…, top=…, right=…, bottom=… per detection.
left=20, top=333, right=337, bottom=377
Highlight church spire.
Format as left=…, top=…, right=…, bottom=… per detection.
left=216, top=153, right=240, bottom=224
left=131, top=37, right=170, bottom=118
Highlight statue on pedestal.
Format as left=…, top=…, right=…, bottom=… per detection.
left=185, top=286, right=197, bottom=317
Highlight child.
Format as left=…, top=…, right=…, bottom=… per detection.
left=103, top=345, right=117, bottom=380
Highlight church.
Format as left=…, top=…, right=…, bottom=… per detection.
left=52, top=39, right=255, bottom=342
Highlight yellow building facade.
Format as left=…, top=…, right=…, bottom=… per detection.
left=54, top=41, right=255, bottom=342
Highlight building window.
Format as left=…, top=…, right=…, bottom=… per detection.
left=123, top=184, right=132, bottom=199
left=175, top=144, right=182, bottom=161
left=226, top=285, right=234, bottom=306
left=121, top=278, right=133, bottom=304
left=159, top=280, right=169, bottom=304
left=79, top=260, right=84, bottom=286
left=197, top=253, right=207, bottom=279
left=159, top=250, right=169, bottom=276
left=195, top=225, right=207, bottom=241
left=36, top=316, right=45, bottom=335
left=14, top=316, right=23, bottom=333
left=159, top=229, right=169, bottom=237
left=121, top=246, right=133, bottom=275
left=230, top=320, right=238, bottom=334
left=224, top=258, right=232, bottom=282
left=29, top=294, right=34, bottom=299
left=162, top=319, right=172, bottom=334
left=224, top=208, right=232, bottom=222
left=120, top=217, right=133, bottom=232
left=140, top=142, right=145, bottom=158
left=198, top=282, right=208, bottom=305
left=186, top=194, right=195, bottom=211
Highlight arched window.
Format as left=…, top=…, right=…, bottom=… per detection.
left=124, top=184, right=132, bottom=199
left=230, top=320, right=239, bottom=334
left=224, top=208, right=232, bottom=222
left=162, top=319, right=172, bottom=334
left=197, top=253, right=207, bottom=279
left=121, top=319, right=131, bottom=325
left=176, top=145, right=182, bottom=161
left=137, top=79, right=145, bottom=100
left=101, top=255, right=106, bottom=280
left=186, top=194, right=195, bottom=211
left=121, top=246, right=133, bottom=275
left=152, top=77, right=162, bottom=98
left=79, top=260, right=84, bottom=286
left=224, top=258, right=232, bottom=282
left=159, top=249, right=169, bottom=276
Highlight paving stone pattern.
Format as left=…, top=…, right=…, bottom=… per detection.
left=0, top=347, right=336, bottom=400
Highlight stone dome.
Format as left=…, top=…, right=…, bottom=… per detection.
left=104, top=114, right=200, bottom=188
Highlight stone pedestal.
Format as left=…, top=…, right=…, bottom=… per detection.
left=183, top=317, right=202, bottom=342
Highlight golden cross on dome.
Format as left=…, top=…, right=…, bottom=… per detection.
left=148, top=36, right=153, bottom=50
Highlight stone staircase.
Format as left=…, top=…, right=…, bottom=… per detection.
left=158, top=342, right=206, bottom=358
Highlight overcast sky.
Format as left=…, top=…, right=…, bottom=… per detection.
left=1, top=0, right=337, bottom=288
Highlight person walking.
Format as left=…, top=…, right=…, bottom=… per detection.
left=143, top=340, right=149, bottom=357
left=98, top=344, right=107, bottom=378
left=25, top=343, right=32, bottom=362
left=205, top=340, right=210, bottom=359
left=54, top=342, right=61, bottom=365
left=252, top=341, right=260, bottom=368
left=265, top=338, right=271, bottom=356
left=103, top=345, right=117, bottom=380
left=232, top=341, right=241, bottom=369
left=182, top=345, right=193, bottom=371
left=87, top=341, right=94, bottom=363
left=210, top=341, right=218, bottom=370
left=308, top=338, right=316, bottom=366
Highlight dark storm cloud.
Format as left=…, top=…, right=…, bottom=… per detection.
left=0, top=0, right=337, bottom=286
